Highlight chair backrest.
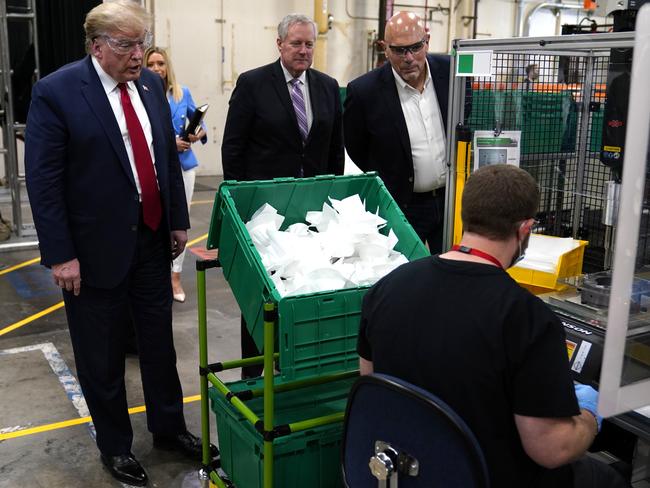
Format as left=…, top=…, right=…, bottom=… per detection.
left=342, top=374, right=490, bottom=488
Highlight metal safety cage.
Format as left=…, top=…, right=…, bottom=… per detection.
left=0, top=0, right=40, bottom=243
left=445, top=31, right=636, bottom=271
left=600, top=5, right=650, bottom=417
left=445, top=29, right=650, bottom=417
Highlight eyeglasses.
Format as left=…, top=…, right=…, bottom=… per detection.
left=100, top=31, right=153, bottom=55
left=531, top=218, right=542, bottom=232
left=518, top=218, right=541, bottom=232
left=388, top=38, right=428, bottom=57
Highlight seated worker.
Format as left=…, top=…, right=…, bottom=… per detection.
left=357, top=164, right=629, bottom=488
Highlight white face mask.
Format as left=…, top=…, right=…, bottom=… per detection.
left=508, top=227, right=531, bottom=269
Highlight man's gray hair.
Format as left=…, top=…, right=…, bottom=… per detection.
left=84, top=0, right=151, bottom=54
left=277, top=13, right=317, bottom=41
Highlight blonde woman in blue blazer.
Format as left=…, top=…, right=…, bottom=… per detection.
left=145, top=47, right=207, bottom=302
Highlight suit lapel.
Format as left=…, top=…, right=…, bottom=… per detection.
left=428, top=55, right=449, bottom=134
left=80, top=56, right=136, bottom=188
left=271, top=59, right=302, bottom=147
left=305, top=69, right=320, bottom=144
left=380, top=63, right=412, bottom=164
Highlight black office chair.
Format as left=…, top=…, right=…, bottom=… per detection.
left=342, top=374, right=490, bottom=488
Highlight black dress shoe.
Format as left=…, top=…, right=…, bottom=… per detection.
left=153, top=430, right=219, bottom=462
left=100, top=453, right=148, bottom=486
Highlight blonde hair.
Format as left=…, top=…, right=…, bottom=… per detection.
left=84, top=0, right=151, bottom=54
left=144, top=46, right=183, bottom=102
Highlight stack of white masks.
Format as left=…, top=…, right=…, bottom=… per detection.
left=515, top=234, right=581, bottom=273
left=245, top=195, right=408, bottom=297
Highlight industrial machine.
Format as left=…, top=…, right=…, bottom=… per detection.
left=447, top=20, right=650, bottom=480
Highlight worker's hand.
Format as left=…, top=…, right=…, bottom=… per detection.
left=176, top=137, right=190, bottom=152
left=52, top=258, right=81, bottom=296
left=574, top=383, right=602, bottom=432
left=170, top=230, right=188, bottom=260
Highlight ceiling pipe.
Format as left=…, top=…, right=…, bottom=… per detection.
left=521, top=2, right=585, bottom=36
left=314, top=0, right=328, bottom=71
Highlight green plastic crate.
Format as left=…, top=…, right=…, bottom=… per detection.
left=209, top=376, right=355, bottom=488
left=590, top=108, right=604, bottom=153
left=207, top=174, right=428, bottom=381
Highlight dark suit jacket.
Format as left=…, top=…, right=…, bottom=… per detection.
left=344, top=54, right=451, bottom=205
left=221, top=59, right=344, bottom=180
left=25, top=56, right=189, bottom=289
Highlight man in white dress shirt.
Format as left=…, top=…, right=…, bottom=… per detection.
left=344, top=11, right=451, bottom=253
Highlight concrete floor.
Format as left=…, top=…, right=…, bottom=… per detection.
left=0, top=176, right=242, bottom=487
left=2, top=176, right=650, bottom=487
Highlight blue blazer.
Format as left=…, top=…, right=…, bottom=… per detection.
left=169, top=85, right=207, bottom=171
left=25, top=56, right=189, bottom=288
left=344, top=54, right=451, bottom=205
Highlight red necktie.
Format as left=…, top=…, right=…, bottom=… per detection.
left=118, top=83, right=161, bottom=231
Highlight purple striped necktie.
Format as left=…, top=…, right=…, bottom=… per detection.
left=289, top=78, right=308, bottom=143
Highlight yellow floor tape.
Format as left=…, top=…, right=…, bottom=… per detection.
left=0, top=257, right=41, bottom=277
left=0, top=395, right=201, bottom=441
left=0, top=301, right=65, bottom=337
left=0, top=234, right=209, bottom=337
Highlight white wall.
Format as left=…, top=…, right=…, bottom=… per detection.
left=0, top=1, right=615, bottom=181
left=144, top=0, right=610, bottom=176
left=151, top=0, right=380, bottom=176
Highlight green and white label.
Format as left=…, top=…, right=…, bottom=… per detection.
left=456, top=51, right=493, bottom=77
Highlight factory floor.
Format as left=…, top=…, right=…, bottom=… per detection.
left=1, top=176, right=649, bottom=488
left=0, top=176, right=241, bottom=487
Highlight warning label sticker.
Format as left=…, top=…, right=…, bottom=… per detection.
left=566, top=340, right=577, bottom=361
left=571, top=341, right=592, bottom=374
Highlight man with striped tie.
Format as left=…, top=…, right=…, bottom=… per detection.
left=222, top=13, right=344, bottom=378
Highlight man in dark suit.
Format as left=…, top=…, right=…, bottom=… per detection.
left=25, top=2, right=214, bottom=485
left=344, top=11, right=450, bottom=254
left=222, top=13, right=344, bottom=378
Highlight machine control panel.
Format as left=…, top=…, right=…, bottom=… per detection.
left=558, top=313, right=604, bottom=388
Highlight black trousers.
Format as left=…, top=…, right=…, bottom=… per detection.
left=241, top=317, right=263, bottom=378
left=534, top=455, right=631, bottom=487
left=571, top=456, right=631, bottom=488
left=402, top=189, right=446, bottom=254
left=63, top=222, right=186, bottom=455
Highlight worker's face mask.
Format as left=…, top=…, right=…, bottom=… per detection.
left=507, top=220, right=533, bottom=269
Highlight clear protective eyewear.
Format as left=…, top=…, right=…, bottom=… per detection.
left=101, top=31, right=153, bottom=55
left=388, top=38, right=428, bottom=57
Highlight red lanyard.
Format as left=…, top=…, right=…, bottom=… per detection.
left=451, top=245, right=503, bottom=269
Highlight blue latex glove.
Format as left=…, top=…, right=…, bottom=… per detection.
left=574, top=383, right=602, bottom=432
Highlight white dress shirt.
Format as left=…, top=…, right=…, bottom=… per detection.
left=91, top=55, right=156, bottom=199
left=392, top=60, right=447, bottom=192
left=281, top=62, right=313, bottom=132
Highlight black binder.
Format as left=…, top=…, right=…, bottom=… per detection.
left=181, top=103, right=209, bottom=141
